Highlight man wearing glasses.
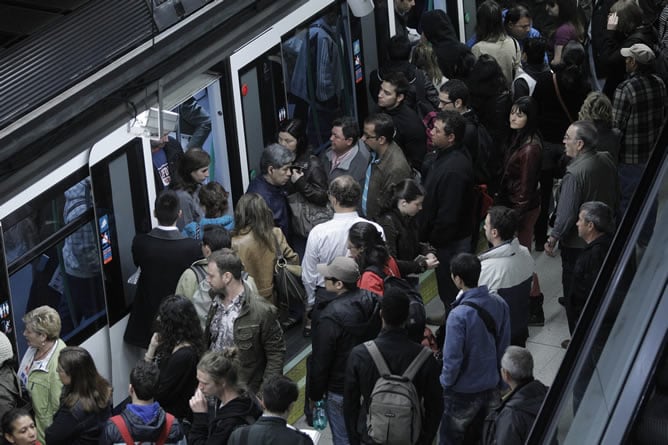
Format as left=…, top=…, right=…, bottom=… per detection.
left=545, top=121, right=618, bottom=311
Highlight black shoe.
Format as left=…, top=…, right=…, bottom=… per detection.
left=302, top=325, right=312, bottom=337
left=558, top=296, right=566, bottom=307
left=561, top=339, right=571, bottom=349
left=281, top=317, right=298, bottom=331
left=528, top=312, right=545, bottom=326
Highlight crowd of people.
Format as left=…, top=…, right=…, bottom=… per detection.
left=1, top=0, right=667, bottom=443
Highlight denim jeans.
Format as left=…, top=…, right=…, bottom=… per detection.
left=439, top=389, right=501, bottom=445
left=618, top=163, right=645, bottom=219
left=435, top=237, right=472, bottom=310
left=326, top=392, right=350, bottom=445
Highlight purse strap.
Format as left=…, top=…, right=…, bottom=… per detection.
left=552, top=72, right=574, bottom=123
left=273, top=233, right=286, bottom=264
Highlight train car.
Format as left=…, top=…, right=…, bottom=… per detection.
left=0, top=0, right=406, bottom=405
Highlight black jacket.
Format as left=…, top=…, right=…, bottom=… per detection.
left=600, top=25, right=657, bottom=98
left=369, top=61, right=440, bottom=111
left=570, top=233, right=613, bottom=314
left=420, top=143, right=474, bottom=247
left=483, top=379, right=548, bottom=445
left=228, top=416, right=314, bottom=445
left=100, top=405, right=184, bottom=444
left=188, top=394, right=262, bottom=445
left=152, top=137, right=184, bottom=193
left=45, top=400, right=111, bottom=445
left=376, top=208, right=428, bottom=275
left=381, top=103, right=428, bottom=171
left=124, top=228, right=202, bottom=348
left=308, top=289, right=381, bottom=399
left=288, top=151, right=329, bottom=207
left=344, top=328, right=443, bottom=445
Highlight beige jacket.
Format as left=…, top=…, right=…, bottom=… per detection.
left=232, top=227, right=299, bottom=299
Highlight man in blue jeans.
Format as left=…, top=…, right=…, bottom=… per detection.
left=440, top=253, right=511, bottom=445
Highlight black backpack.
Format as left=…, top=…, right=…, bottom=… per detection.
left=365, top=266, right=426, bottom=342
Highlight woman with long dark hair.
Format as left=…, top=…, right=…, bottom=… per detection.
left=376, top=179, right=439, bottom=288
left=278, top=118, right=330, bottom=256
left=545, top=0, right=584, bottom=64
left=44, top=347, right=111, bottom=445
left=188, top=349, right=262, bottom=445
left=144, top=295, right=204, bottom=423
left=348, top=221, right=400, bottom=296
left=499, top=96, right=543, bottom=248
left=172, top=147, right=211, bottom=230
left=471, top=0, right=521, bottom=88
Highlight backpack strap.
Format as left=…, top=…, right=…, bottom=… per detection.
left=156, top=413, right=175, bottom=445
left=190, top=263, right=208, bottom=283
left=552, top=72, right=574, bottom=123
left=402, top=346, right=433, bottom=380
left=364, top=341, right=392, bottom=377
left=460, top=301, right=498, bottom=341
left=110, top=415, right=134, bottom=445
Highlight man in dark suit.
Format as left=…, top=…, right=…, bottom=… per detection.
left=228, top=375, right=314, bottom=445
left=124, top=190, right=201, bottom=349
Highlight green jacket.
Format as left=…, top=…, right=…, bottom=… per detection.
left=205, top=282, right=286, bottom=393
left=176, top=258, right=260, bottom=330
left=26, top=339, right=67, bottom=444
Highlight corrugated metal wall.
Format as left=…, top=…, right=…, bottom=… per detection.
left=0, top=0, right=153, bottom=129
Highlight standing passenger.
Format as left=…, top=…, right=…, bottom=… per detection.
left=188, top=349, right=263, bottom=445
left=172, top=147, right=210, bottom=230
left=204, top=249, right=285, bottom=393
left=124, top=190, right=202, bottom=349
left=247, top=144, right=296, bottom=239
left=420, top=111, right=474, bottom=312
left=17, top=306, right=66, bottom=444
left=45, top=347, right=111, bottom=445
left=439, top=254, right=511, bottom=445
left=321, top=117, right=370, bottom=186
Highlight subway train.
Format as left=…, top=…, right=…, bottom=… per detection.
left=1, top=1, right=668, bottom=442
left=0, top=0, right=476, bottom=408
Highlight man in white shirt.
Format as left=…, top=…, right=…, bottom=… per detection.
left=301, top=175, right=384, bottom=336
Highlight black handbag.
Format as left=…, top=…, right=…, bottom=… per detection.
left=287, top=192, right=333, bottom=238
left=273, top=236, right=306, bottom=314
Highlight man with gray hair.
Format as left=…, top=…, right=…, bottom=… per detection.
left=247, top=143, right=296, bottom=238
left=545, top=121, right=618, bottom=312
left=482, top=346, right=547, bottom=445
left=566, top=201, right=616, bottom=334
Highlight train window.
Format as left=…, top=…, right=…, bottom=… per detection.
left=90, top=137, right=151, bottom=326
left=281, top=4, right=355, bottom=154
left=2, top=174, right=107, bottom=356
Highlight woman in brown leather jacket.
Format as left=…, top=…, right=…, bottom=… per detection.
left=498, top=96, right=543, bottom=249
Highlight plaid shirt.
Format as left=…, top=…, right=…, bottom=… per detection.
left=613, top=71, right=667, bottom=164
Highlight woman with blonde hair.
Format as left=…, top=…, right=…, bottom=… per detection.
left=411, top=42, right=446, bottom=89
left=17, top=306, right=66, bottom=444
left=45, top=347, right=111, bottom=444
left=188, top=349, right=261, bottom=445
left=232, top=193, right=299, bottom=301
left=578, top=91, right=621, bottom=163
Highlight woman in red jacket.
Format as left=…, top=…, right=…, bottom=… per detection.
left=347, top=222, right=400, bottom=296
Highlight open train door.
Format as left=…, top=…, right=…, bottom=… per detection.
left=88, top=126, right=154, bottom=406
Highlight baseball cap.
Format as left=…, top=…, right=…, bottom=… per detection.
left=317, top=257, right=360, bottom=283
left=620, top=43, right=656, bottom=65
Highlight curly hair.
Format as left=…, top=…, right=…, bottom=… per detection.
left=348, top=221, right=389, bottom=271
left=23, top=305, right=61, bottom=341
left=154, top=295, right=205, bottom=361
left=198, top=182, right=230, bottom=218
left=578, top=91, right=613, bottom=125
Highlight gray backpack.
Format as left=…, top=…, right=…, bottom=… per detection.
left=364, top=341, right=432, bottom=445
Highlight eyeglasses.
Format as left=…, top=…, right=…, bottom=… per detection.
left=362, top=133, right=379, bottom=140
left=440, top=100, right=453, bottom=106
left=325, top=277, right=339, bottom=283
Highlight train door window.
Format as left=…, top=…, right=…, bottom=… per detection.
left=282, top=4, right=355, bottom=154
left=2, top=171, right=107, bottom=356
left=239, top=46, right=287, bottom=178
left=90, top=138, right=151, bottom=326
